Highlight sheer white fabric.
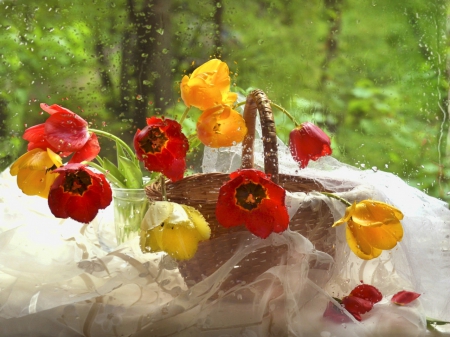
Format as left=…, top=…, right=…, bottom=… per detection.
left=1, top=137, right=449, bottom=336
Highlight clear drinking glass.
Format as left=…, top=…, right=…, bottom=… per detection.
left=112, top=187, right=149, bottom=245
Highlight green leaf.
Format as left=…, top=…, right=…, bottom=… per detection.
left=102, top=157, right=126, bottom=186
left=115, top=139, right=143, bottom=188
left=95, top=156, right=104, bottom=167
left=118, top=155, right=143, bottom=189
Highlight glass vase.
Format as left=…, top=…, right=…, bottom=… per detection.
left=112, top=187, right=149, bottom=245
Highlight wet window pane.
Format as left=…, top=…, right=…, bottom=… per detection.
left=1, top=0, right=448, bottom=201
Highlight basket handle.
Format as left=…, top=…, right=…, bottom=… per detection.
left=241, top=89, right=279, bottom=183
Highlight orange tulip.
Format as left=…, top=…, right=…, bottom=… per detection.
left=180, top=59, right=237, bottom=111
left=196, top=105, right=247, bottom=148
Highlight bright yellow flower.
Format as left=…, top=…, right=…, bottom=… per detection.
left=140, top=201, right=211, bottom=260
left=180, top=59, right=237, bottom=111
left=333, top=200, right=404, bottom=260
left=10, top=148, right=63, bottom=198
left=196, top=105, right=247, bottom=148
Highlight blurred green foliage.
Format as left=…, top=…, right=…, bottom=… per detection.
left=1, top=0, right=449, bottom=202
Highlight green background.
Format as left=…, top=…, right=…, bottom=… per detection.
left=1, top=0, right=449, bottom=202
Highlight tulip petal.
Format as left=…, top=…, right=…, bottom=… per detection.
left=352, top=200, right=403, bottom=227
left=323, top=301, right=352, bottom=323
left=64, top=192, right=102, bottom=224
left=140, top=226, right=164, bottom=253
left=342, top=296, right=374, bottom=321
left=349, top=284, right=382, bottom=303
left=160, top=225, right=202, bottom=260
left=69, top=133, right=101, bottom=163
left=216, top=175, right=249, bottom=228
left=346, top=222, right=382, bottom=260
left=141, top=201, right=173, bottom=231
left=332, top=202, right=356, bottom=227
left=391, top=290, right=421, bottom=305
left=197, top=105, right=247, bottom=148
left=47, top=183, right=71, bottom=219
left=182, top=205, right=211, bottom=240
left=45, top=110, right=89, bottom=152
left=360, top=222, right=403, bottom=250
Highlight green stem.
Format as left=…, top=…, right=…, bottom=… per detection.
left=179, top=106, right=191, bottom=125
left=85, top=161, right=127, bottom=188
left=426, top=317, right=450, bottom=328
left=270, top=102, right=300, bottom=127
left=234, top=101, right=247, bottom=108
left=321, top=192, right=352, bottom=207
left=89, top=128, right=136, bottom=159
left=160, top=175, right=167, bottom=201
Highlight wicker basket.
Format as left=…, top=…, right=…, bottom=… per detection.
left=146, top=89, right=335, bottom=287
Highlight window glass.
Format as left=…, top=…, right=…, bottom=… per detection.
left=1, top=0, right=448, bottom=201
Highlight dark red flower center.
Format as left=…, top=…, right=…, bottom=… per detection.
left=139, top=128, right=168, bottom=154
left=235, top=182, right=267, bottom=211
left=63, top=170, right=92, bottom=195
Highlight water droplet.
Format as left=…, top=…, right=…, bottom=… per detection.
left=371, top=166, right=378, bottom=172
left=162, top=48, right=169, bottom=54
left=156, top=28, right=164, bottom=35
left=216, top=2, right=222, bottom=8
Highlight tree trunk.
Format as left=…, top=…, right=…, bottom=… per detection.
left=212, top=0, right=223, bottom=58
left=320, top=0, right=343, bottom=89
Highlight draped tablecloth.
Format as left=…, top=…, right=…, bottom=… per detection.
left=1, top=149, right=450, bottom=336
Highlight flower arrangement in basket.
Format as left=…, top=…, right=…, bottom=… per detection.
left=10, top=58, right=440, bottom=325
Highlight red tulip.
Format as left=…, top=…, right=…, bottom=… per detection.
left=391, top=290, right=421, bottom=306
left=48, top=163, right=112, bottom=223
left=289, top=122, right=332, bottom=168
left=215, top=169, right=289, bottom=239
left=23, top=103, right=100, bottom=163
left=133, top=117, right=189, bottom=182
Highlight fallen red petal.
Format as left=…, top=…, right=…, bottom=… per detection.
left=323, top=301, right=352, bottom=323
left=391, top=291, right=421, bottom=306
left=350, top=284, right=382, bottom=304
left=342, top=296, right=374, bottom=321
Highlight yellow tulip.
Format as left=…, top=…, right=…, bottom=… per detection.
left=10, top=148, right=63, bottom=198
left=333, top=200, right=404, bottom=260
left=140, top=201, right=211, bottom=260
left=180, top=59, right=237, bottom=111
left=196, top=105, right=247, bottom=148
